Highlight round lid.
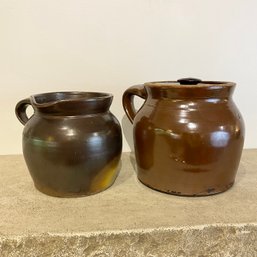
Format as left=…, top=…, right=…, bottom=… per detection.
left=144, top=78, right=236, bottom=99
left=145, top=78, right=235, bottom=87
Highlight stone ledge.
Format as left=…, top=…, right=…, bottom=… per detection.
left=1, top=224, right=256, bottom=257
left=0, top=150, right=257, bottom=256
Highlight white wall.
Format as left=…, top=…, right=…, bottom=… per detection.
left=1, top=0, right=257, bottom=154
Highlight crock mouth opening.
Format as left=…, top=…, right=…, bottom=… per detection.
left=144, top=81, right=236, bottom=88
left=31, top=91, right=113, bottom=106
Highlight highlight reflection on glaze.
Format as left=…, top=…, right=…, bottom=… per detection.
left=210, top=131, right=230, bottom=147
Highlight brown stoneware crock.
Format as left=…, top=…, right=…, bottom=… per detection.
left=123, top=78, right=245, bottom=196
left=15, top=92, right=122, bottom=197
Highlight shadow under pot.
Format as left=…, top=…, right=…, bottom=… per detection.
left=122, top=78, right=245, bottom=196
left=15, top=91, right=122, bottom=197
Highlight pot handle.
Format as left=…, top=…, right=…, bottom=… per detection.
left=15, top=98, right=33, bottom=125
left=122, top=85, right=147, bottom=123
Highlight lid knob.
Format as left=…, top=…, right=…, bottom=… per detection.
left=177, top=78, right=202, bottom=85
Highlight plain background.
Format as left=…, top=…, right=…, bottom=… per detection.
left=1, top=0, right=257, bottom=154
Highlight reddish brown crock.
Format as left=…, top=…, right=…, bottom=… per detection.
left=122, top=78, right=245, bottom=196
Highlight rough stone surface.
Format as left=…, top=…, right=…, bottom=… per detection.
left=0, top=150, right=257, bottom=256
left=1, top=224, right=257, bottom=257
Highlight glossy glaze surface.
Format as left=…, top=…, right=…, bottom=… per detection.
left=123, top=80, right=245, bottom=196
left=16, top=92, right=122, bottom=197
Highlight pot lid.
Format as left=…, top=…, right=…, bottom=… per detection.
left=145, top=78, right=235, bottom=87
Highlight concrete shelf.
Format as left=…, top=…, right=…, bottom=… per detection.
left=0, top=150, right=256, bottom=256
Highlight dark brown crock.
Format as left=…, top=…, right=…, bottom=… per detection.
left=123, top=78, right=245, bottom=196
left=15, top=92, right=122, bottom=197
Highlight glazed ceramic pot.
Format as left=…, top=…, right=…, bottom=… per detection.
left=123, top=78, right=245, bottom=196
left=15, top=92, right=122, bottom=197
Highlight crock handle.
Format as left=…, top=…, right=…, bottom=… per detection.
left=122, top=85, right=147, bottom=123
left=15, top=98, right=33, bottom=125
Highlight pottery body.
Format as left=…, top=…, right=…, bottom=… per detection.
left=123, top=79, right=245, bottom=196
left=16, top=92, right=122, bottom=197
